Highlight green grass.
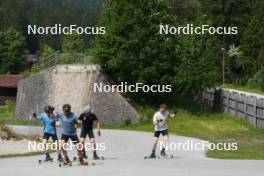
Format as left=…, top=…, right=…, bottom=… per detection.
left=0, top=101, right=41, bottom=126
left=106, top=99, right=264, bottom=160
left=220, top=83, right=264, bottom=95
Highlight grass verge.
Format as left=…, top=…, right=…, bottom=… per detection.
left=220, top=83, right=264, bottom=95
left=106, top=99, right=264, bottom=160
left=0, top=101, right=41, bottom=126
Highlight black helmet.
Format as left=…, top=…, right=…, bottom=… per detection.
left=63, top=104, right=71, bottom=113
left=49, top=106, right=55, bottom=113
left=44, top=106, right=50, bottom=113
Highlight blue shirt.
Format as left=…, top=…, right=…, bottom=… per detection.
left=38, top=112, right=56, bottom=134
left=56, top=112, right=78, bottom=135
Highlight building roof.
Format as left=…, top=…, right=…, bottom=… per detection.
left=0, top=75, right=23, bottom=88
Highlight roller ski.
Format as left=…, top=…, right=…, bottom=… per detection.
left=144, top=152, right=157, bottom=159
left=59, top=157, right=72, bottom=167
left=74, top=155, right=100, bottom=162
left=71, top=157, right=95, bottom=166
left=75, top=152, right=104, bottom=161
left=144, top=150, right=173, bottom=159
left=38, top=156, right=53, bottom=164
left=158, top=148, right=173, bottom=159
left=92, top=153, right=104, bottom=160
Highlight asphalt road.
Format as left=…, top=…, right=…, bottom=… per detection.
left=1, top=126, right=264, bottom=176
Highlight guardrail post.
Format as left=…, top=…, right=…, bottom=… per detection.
left=235, top=93, right=238, bottom=117
left=244, top=95, right=247, bottom=119
left=55, top=50, right=60, bottom=64
left=254, top=97, right=257, bottom=127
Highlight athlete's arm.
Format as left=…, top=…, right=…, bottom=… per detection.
left=77, top=113, right=83, bottom=124
left=153, top=114, right=158, bottom=125
left=55, top=112, right=61, bottom=127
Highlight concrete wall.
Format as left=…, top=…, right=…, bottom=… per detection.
left=16, top=70, right=52, bottom=118
left=16, top=65, right=140, bottom=124
left=203, top=88, right=264, bottom=128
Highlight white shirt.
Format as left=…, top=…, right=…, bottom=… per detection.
left=153, top=111, right=169, bottom=131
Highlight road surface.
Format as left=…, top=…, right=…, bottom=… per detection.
left=0, top=125, right=263, bottom=176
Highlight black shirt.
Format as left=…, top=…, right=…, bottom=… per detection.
left=79, top=112, right=98, bottom=131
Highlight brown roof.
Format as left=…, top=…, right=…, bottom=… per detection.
left=0, top=75, right=23, bottom=88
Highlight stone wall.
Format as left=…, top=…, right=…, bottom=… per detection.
left=16, top=65, right=140, bottom=124
left=16, top=70, right=52, bottom=119
left=203, top=88, right=264, bottom=128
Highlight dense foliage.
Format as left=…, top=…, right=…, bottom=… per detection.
left=0, top=28, right=28, bottom=74
left=0, top=0, right=104, bottom=52
left=0, top=0, right=263, bottom=95
left=94, top=0, right=264, bottom=98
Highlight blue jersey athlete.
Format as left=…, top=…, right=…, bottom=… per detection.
left=56, top=104, right=88, bottom=166
left=38, top=106, right=62, bottom=162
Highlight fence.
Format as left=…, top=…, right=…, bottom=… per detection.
left=34, top=51, right=95, bottom=69
left=203, top=88, right=264, bottom=128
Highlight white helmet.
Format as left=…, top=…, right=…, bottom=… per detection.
left=84, top=105, right=92, bottom=113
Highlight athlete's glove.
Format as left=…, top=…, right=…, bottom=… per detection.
left=157, top=119, right=163, bottom=123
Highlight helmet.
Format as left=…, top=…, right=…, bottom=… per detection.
left=84, top=105, right=92, bottom=113
left=63, top=104, right=71, bottom=113
left=49, top=106, right=55, bottom=113
left=44, top=106, right=50, bottom=113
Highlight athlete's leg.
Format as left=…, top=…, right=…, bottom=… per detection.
left=151, top=131, right=160, bottom=154
left=72, top=135, right=88, bottom=165
left=160, top=130, right=169, bottom=156
left=43, top=138, right=48, bottom=154
left=52, top=134, right=62, bottom=161
left=80, top=130, right=87, bottom=158
left=60, top=135, right=70, bottom=162
left=79, top=137, right=87, bottom=158
left=88, top=130, right=98, bottom=158
left=71, top=135, right=84, bottom=159
left=42, top=133, right=51, bottom=160
left=152, top=137, right=159, bottom=153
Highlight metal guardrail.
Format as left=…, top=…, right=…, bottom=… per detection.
left=34, top=51, right=95, bottom=69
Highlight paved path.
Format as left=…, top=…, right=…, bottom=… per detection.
left=0, top=125, right=263, bottom=176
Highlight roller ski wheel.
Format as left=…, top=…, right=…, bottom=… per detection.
left=93, top=155, right=104, bottom=160
left=79, top=159, right=88, bottom=166
left=158, top=154, right=174, bottom=159
left=144, top=156, right=158, bottom=159
left=73, top=156, right=77, bottom=162
left=89, top=162, right=96, bottom=166
left=59, top=159, right=72, bottom=167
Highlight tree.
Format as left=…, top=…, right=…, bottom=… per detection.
left=41, top=44, right=55, bottom=58
left=174, top=16, right=220, bottom=96
left=0, top=28, right=28, bottom=74
left=61, top=33, right=85, bottom=53
left=198, top=0, right=252, bottom=47
left=94, top=0, right=181, bottom=98
left=240, top=15, right=264, bottom=82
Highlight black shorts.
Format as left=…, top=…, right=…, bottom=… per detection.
left=80, top=129, right=95, bottom=139
left=61, top=134, right=79, bottom=144
left=43, top=132, right=58, bottom=142
left=154, top=129, right=169, bottom=138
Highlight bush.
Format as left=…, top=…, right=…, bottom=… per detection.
left=247, top=69, right=264, bottom=90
